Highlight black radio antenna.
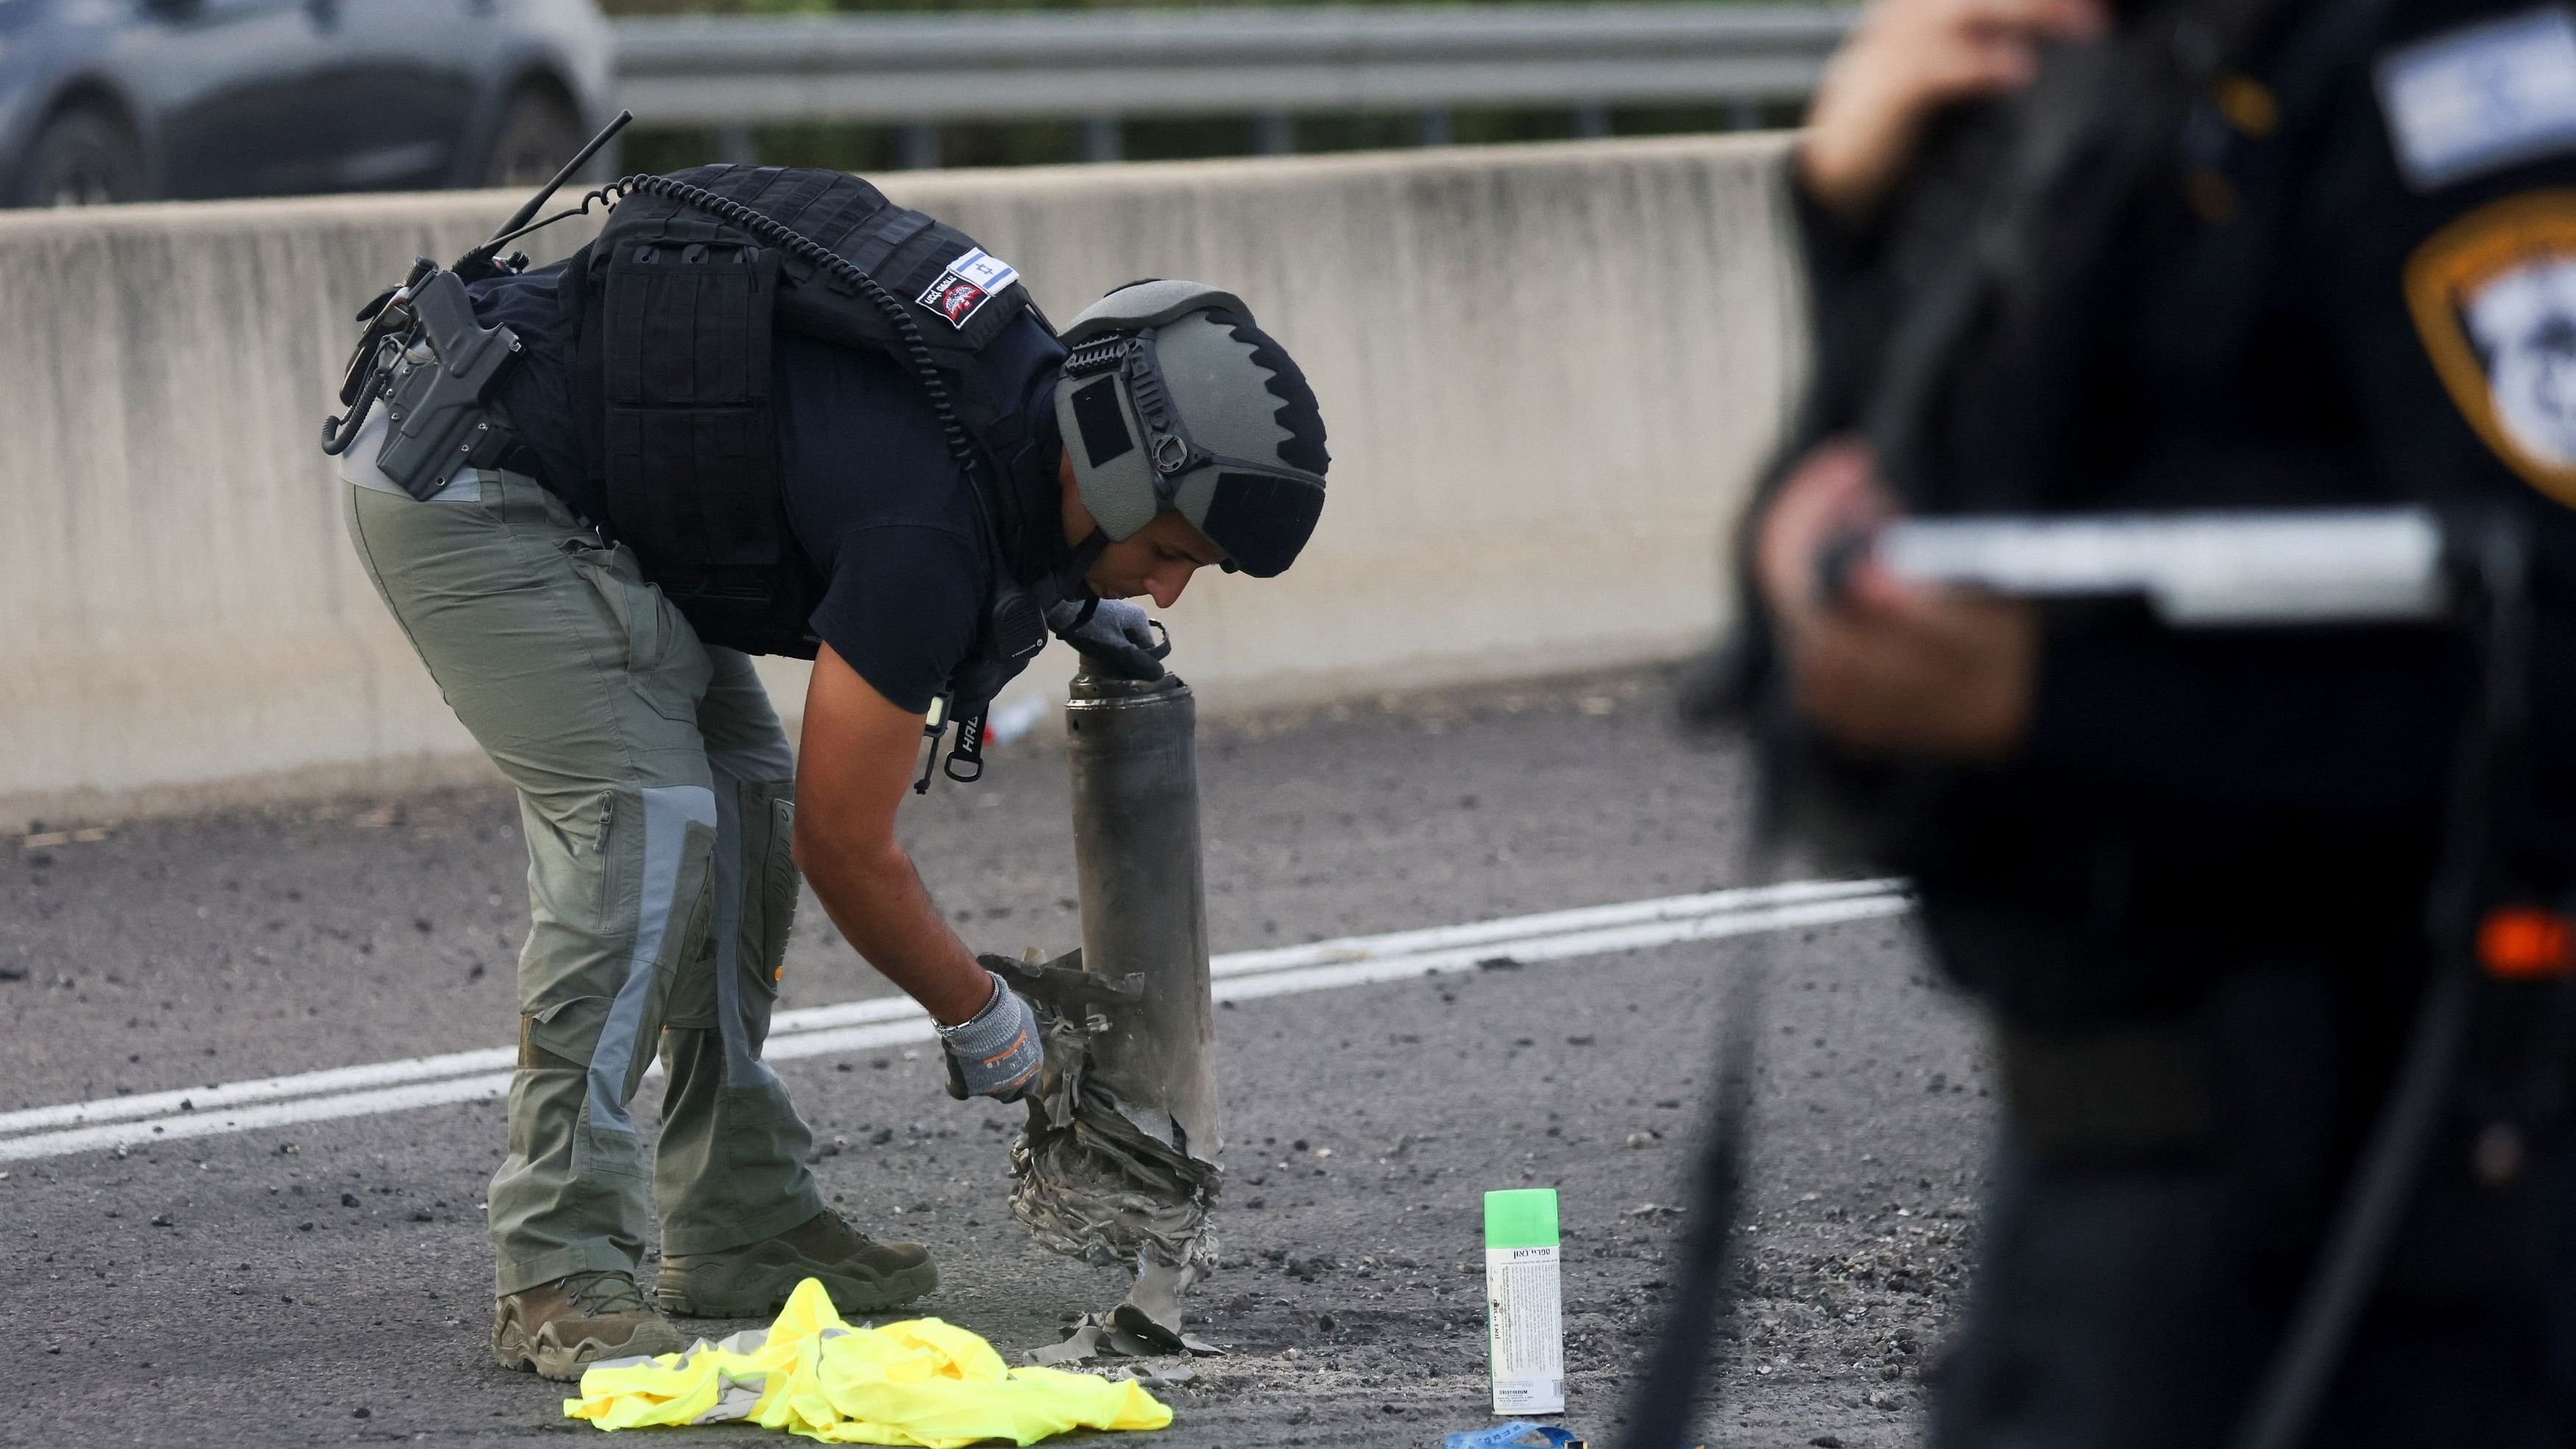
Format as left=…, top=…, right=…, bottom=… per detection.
left=460, top=108, right=634, bottom=269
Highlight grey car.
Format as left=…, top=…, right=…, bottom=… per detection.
left=0, top=0, right=613, bottom=207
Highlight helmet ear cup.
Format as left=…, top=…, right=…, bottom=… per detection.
left=1055, top=372, right=1160, bottom=539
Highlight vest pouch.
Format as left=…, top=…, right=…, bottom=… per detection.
left=601, top=239, right=820, bottom=658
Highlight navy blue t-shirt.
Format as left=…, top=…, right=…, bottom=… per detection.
left=473, top=263, right=1064, bottom=715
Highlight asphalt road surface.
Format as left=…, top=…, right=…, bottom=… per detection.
left=1, top=667, right=1994, bottom=1448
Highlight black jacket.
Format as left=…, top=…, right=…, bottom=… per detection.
left=1738, top=0, right=2576, bottom=1030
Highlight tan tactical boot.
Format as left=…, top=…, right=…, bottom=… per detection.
left=656, top=1211, right=938, bottom=1317
left=491, top=1269, right=687, bottom=1381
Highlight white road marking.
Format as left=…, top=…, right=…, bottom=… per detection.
left=0, top=879, right=1908, bottom=1163
left=1202, top=876, right=1897, bottom=977
left=1210, top=892, right=1909, bottom=1003
left=0, top=1046, right=517, bottom=1137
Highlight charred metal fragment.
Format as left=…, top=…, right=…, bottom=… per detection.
left=1008, top=665, right=1223, bottom=1361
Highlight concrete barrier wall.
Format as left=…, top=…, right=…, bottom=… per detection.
left=0, top=135, right=1802, bottom=831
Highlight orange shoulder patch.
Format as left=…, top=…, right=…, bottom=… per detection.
left=2405, top=191, right=2576, bottom=507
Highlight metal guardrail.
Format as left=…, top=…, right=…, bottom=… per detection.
left=613, top=4, right=1855, bottom=166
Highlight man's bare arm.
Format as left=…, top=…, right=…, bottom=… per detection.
left=791, top=643, right=993, bottom=1027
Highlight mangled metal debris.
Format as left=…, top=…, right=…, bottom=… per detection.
left=1001, top=667, right=1226, bottom=1363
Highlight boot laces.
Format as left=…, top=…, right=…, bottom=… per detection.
left=559, top=1270, right=652, bottom=1317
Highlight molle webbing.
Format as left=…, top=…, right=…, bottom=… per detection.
left=601, top=238, right=804, bottom=656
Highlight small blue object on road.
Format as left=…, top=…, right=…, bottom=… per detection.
left=1443, top=1422, right=1587, bottom=1449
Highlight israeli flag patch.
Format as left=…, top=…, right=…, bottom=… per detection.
left=2377, top=6, right=2576, bottom=191
left=916, top=247, right=1020, bottom=330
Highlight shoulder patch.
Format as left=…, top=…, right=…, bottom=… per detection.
left=2376, top=6, right=2576, bottom=191
left=2405, top=191, right=2576, bottom=506
left=916, top=247, right=1019, bottom=330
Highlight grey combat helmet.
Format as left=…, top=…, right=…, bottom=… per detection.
left=1052, top=280, right=1330, bottom=578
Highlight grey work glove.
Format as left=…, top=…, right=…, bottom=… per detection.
left=1044, top=598, right=1169, bottom=681
left=936, top=969, right=1044, bottom=1102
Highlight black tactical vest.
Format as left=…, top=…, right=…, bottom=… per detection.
left=561, top=165, right=1053, bottom=689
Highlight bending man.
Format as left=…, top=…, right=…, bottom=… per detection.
left=331, top=164, right=1330, bottom=1380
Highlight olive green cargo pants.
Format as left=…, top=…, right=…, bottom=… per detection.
left=341, top=436, right=827, bottom=1297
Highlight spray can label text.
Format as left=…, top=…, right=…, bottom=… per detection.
left=1486, top=1244, right=1565, bottom=1414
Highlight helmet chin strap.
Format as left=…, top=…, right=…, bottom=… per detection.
left=1039, top=527, right=1113, bottom=628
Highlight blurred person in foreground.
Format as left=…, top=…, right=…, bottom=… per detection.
left=1709, top=0, right=2576, bottom=1440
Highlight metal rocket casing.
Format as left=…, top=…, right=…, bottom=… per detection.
left=1063, top=666, right=1221, bottom=1166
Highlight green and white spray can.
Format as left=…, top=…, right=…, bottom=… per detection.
left=1483, top=1188, right=1566, bottom=1415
